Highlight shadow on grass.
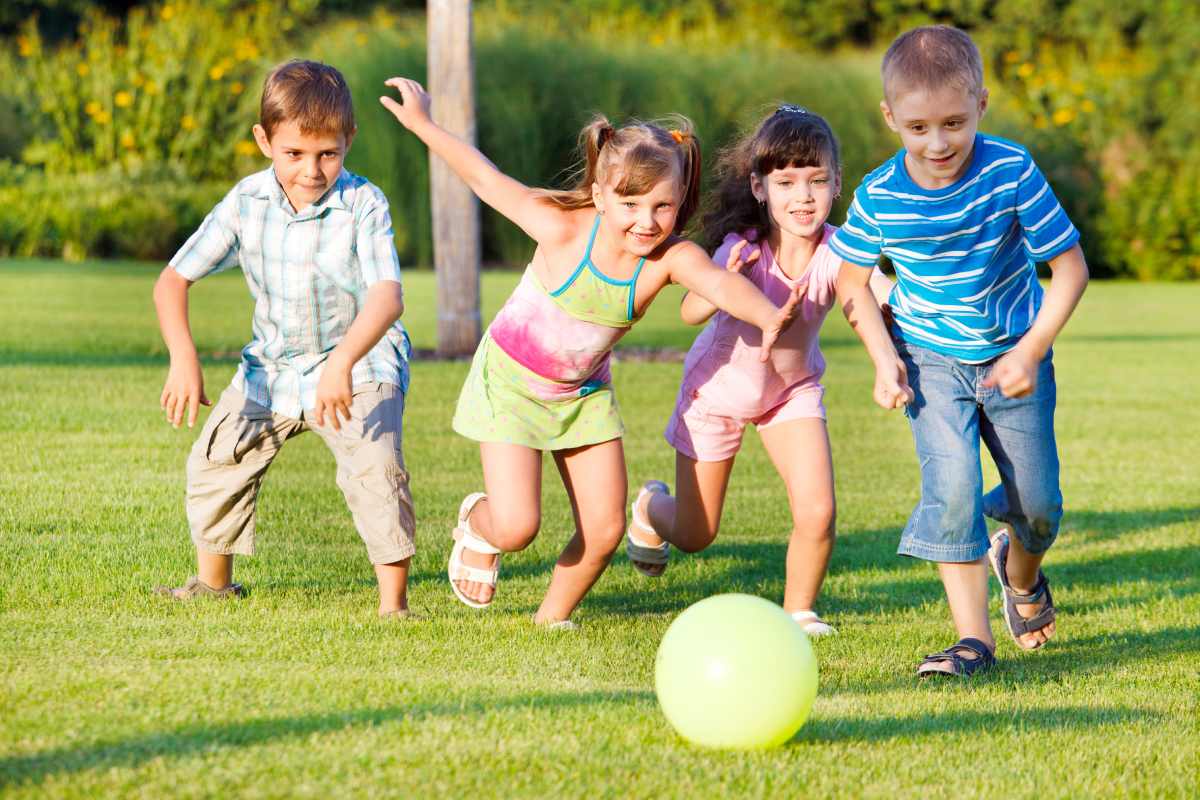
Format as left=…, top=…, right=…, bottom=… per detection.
left=0, top=350, right=241, bottom=368
left=801, top=703, right=1162, bottom=745
left=0, top=689, right=653, bottom=789
left=1062, top=507, right=1200, bottom=540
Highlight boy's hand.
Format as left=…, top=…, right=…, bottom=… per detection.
left=379, top=78, right=432, bottom=131
left=724, top=239, right=760, bottom=273
left=313, top=355, right=353, bottom=431
left=983, top=345, right=1039, bottom=398
left=759, top=281, right=806, bottom=362
left=160, top=357, right=210, bottom=428
left=873, top=358, right=914, bottom=410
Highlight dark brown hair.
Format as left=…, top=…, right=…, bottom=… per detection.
left=881, top=25, right=984, bottom=101
left=260, top=59, right=355, bottom=139
left=696, top=106, right=840, bottom=254
left=535, top=113, right=703, bottom=231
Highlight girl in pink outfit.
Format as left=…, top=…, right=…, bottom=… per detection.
left=627, top=106, right=892, bottom=636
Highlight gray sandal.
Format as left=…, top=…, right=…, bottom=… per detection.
left=917, top=637, right=996, bottom=678
left=988, top=529, right=1056, bottom=648
left=153, top=576, right=244, bottom=600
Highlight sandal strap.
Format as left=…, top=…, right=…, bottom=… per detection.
left=919, top=638, right=995, bottom=676
left=450, top=563, right=498, bottom=584
left=1004, top=573, right=1057, bottom=634
left=455, top=527, right=501, bottom=556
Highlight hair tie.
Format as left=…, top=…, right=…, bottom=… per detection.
left=597, top=124, right=615, bottom=150
left=669, top=129, right=686, bottom=144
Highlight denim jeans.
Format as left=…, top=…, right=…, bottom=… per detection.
left=894, top=339, right=1063, bottom=562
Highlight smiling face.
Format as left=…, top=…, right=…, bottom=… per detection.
left=592, top=171, right=683, bottom=258
left=751, top=161, right=839, bottom=244
left=881, top=84, right=988, bottom=189
left=253, top=118, right=354, bottom=211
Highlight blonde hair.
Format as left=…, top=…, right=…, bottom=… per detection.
left=882, top=26, right=984, bottom=101
left=535, top=114, right=703, bottom=231
left=260, top=59, right=355, bottom=140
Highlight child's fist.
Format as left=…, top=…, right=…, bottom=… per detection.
left=983, top=347, right=1039, bottom=398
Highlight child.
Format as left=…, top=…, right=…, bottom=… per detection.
left=380, top=78, right=802, bottom=627
left=152, top=60, right=417, bottom=618
left=831, top=26, right=1089, bottom=676
left=626, top=106, right=892, bottom=637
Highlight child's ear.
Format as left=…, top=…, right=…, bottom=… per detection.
left=749, top=172, right=766, bottom=203
left=591, top=181, right=603, bottom=214
left=977, top=88, right=989, bottom=119
left=879, top=100, right=898, bottom=133
left=252, top=124, right=272, bottom=159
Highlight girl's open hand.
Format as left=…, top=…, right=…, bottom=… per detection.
left=758, top=281, right=806, bottom=361
left=724, top=239, right=760, bottom=273
left=380, top=78, right=432, bottom=130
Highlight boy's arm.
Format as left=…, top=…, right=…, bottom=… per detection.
left=153, top=267, right=210, bottom=428
left=668, top=242, right=800, bottom=361
left=983, top=244, right=1089, bottom=397
left=836, top=260, right=913, bottom=410
left=679, top=239, right=761, bottom=325
left=380, top=78, right=569, bottom=246
left=312, top=280, right=405, bottom=430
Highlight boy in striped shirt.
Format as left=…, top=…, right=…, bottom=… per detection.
left=831, top=26, right=1089, bottom=677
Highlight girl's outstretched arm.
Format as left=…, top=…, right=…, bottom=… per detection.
left=668, top=240, right=800, bottom=360
left=380, top=78, right=567, bottom=244
left=679, top=239, right=761, bottom=325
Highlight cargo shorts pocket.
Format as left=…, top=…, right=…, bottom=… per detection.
left=204, top=410, right=273, bottom=466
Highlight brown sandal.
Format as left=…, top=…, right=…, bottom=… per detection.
left=153, top=576, right=244, bottom=600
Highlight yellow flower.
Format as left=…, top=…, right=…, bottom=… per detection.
left=1080, top=99, right=1097, bottom=113
left=84, top=101, right=102, bottom=116
left=77, top=63, right=90, bottom=77
left=181, top=115, right=196, bottom=131
left=354, top=33, right=368, bottom=46
left=1052, top=108, right=1075, bottom=126
left=94, top=110, right=112, bottom=125
left=1033, top=116, right=1047, bottom=130
left=115, top=91, right=133, bottom=108
left=1016, top=63, right=1034, bottom=79
left=209, top=66, right=226, bottom=81
left=161, top=4, right=175, bottom=20
left=230, top=81, right=244, bottom=95
left=132, top=73, right=146, bottom=88
left=17, top=35, right=33, bottom=57
left=120, top=131, right=136, bottom=149
left=1004, top=50, right=1021, bottom=64
left=235, top=140, right=259, bottom=156
left=1070, top=81, right=1085, bottom=95
left=145, top=80, right=161, bottom=96
left=234, top=39, right=260, bottom=61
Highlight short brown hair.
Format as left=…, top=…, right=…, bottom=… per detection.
left=259, top=59, right=355, bottom=139
left=882, top=26, right=984, bottom=101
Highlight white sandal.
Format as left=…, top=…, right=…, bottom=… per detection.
left=448, top=492, right=501, bottom=609
left=791, top=610, right=837, bottom=638
left=626, top=480, right=670, bottom=577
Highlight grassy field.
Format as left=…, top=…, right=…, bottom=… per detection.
left=1, top=260, right=1198, bottom=799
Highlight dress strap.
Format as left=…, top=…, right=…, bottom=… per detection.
left=549, top=214, right=602, bottom=298
left=626, top=257, right=647, bottom=321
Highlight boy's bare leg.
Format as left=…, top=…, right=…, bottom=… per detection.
left=923, top=559, right=994, bottom=674
left=455, top=442, right=543, bottom=605
left=197, top=550, right=234, bottom=589
left=536, top=438, right=628, bottom=623
left=996, top=533, right=1056, bottom=648
left=375, top=558, right=411, bottom=615
left=759, top=419, right=836, bottom=614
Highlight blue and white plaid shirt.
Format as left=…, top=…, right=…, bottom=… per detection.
left=170, top=167, right=411, bottom=418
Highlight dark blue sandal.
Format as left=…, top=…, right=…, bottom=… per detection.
left=989, top=529, right=1057, bottom=649
left=917, top=637, right=996, bottom=678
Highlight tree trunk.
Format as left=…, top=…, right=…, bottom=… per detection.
left=428, top=0, right=481, bottom=357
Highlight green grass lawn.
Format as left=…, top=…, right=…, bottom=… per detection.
left=1, top=260, right=1198, bottom=798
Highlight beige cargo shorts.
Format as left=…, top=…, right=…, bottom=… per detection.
left=185, top=382, right=415, bottom=564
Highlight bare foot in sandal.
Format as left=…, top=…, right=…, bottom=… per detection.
left=989, top=528, right=1057, bottom=649
left=627, top=481, right=670, bottom=577
left=448, top=493, right=502, bottom=608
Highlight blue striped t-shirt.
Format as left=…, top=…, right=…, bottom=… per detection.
left=830, top=133, right=1079, bottom=362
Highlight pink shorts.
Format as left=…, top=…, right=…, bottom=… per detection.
left=664, top=384, right=826, bottom=462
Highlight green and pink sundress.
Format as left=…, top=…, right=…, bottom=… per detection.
left=452, top=216, right=645, bottom=450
